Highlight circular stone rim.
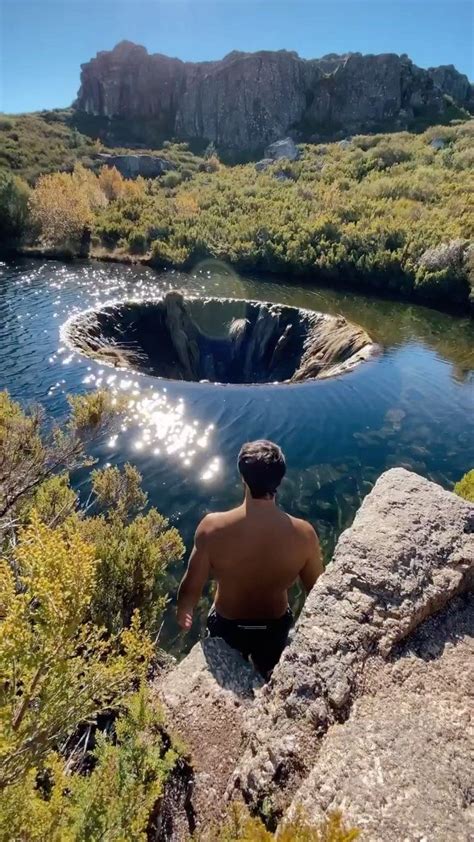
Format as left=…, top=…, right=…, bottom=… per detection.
left=61, top=295, right=379, bottom=388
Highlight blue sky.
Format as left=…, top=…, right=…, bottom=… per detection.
left=1, top=0, right=473, bottom=113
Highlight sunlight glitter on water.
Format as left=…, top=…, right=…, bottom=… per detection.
left=83, top=370, right=220, bottom=483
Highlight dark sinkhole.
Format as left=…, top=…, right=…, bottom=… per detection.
left=63, top=292, right=378, bottom=385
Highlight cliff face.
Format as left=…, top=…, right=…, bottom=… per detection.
left=75, top=41, right=473, bottom=154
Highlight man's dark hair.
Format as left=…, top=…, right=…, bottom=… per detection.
left=238, top=440, right=286, bottom=499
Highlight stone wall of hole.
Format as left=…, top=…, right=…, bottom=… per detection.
left=62, top=294, right=376, bottom=385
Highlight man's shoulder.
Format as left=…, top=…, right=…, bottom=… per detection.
left=287, top=513, right=319, bottom=543
left=196, top=507, right=241, bottom=537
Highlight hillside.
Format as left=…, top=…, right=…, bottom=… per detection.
left=0, top=110, right=206, bottom=184
left=1, top=113, right=473, bottom=312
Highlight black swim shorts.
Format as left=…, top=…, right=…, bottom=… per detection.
left=207, top=606, right=293, bottom=677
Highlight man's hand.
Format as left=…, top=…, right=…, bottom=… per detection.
left=177, top=605, right=193, bottom=631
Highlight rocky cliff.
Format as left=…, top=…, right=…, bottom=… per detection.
left=155, top=469, right=474, bottom=840
left=75, top=41, right=474, bottom=155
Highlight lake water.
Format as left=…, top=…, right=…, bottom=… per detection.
left=1, top=257, right=473, bottom=655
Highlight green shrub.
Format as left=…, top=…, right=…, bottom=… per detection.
left=0, top=391, right=184, bottom=837
left=0, top=111, right=96, bottom=184
left=127, top=228, right=148, bottom=253
left=454, top=469, right=474, bottom=503
left=3, top=116, right=472, bottom=310
left=0, top=686, right=180, bottom=842
left=216, top=804, right=360, bottom=841
left=162, top=170, right=182, bottom=189
left=0, top=171, right=30, bottom=242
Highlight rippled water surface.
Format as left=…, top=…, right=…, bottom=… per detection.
left=1, top=258, right=473, bottom=654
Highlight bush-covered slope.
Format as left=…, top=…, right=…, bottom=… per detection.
left=1, top=112, right=473, bottom=311
left=0, top=111, right=97, bottom=184
left=91, top=122, right=474, bottom=309
left=0, top=110, right=206, bottom=184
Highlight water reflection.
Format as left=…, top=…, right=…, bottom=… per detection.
left=82, top=370, right=218, bottom=480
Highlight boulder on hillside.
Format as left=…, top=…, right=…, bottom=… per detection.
left=97, top=153, right=174, bottom=179
left=255, top=157, right=274, bottom=172
left=418, top=238, right=467, bottom=272
left=264, top=137, right=299, bottom=161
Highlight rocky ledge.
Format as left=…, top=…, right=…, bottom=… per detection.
left=155, top=469, right=473, bottom=840
left=75, top=42, right=474, bottom=155
left=62, top=292, right=377, bottom=385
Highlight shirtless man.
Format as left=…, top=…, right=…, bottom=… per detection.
left=177, top=440, right=323, bottom=676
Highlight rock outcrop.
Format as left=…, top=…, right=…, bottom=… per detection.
left=158, top=469, right=473, bottom=839
left=155, top=638, right=262, bottom=837
left=75, top=42, right=474, bottom=155
left=96, top=152, right=174, bottom=178
left=285, top=593, right=473, bottom=841
left=264, top=137, right=300, bottom=161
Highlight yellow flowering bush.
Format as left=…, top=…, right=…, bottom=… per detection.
left=216, top=804, right=360, bottom=842
left=0, top=391, right=184, bottom=839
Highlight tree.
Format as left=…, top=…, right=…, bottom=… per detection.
left=0, top=171, right=30, bottom=243
left=98, top=165, right=125, bottom=201
left=29, top=164, right=105, bottom=251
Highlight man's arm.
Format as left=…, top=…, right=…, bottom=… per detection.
left=299, top=523, right=324, bottom=595
left=177, top=517, right=212, bottom=630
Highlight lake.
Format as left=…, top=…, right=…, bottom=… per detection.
left=1, top=257, right=473, bottom=655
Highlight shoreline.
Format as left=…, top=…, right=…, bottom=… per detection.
left=4, top=243, right=473, bottom=319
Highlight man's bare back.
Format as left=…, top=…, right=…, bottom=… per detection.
left=177, top=440, right=323, bottom=674
left=177, top=440, right=323, bottom=668
left=196, top=500, right=321, bottom=619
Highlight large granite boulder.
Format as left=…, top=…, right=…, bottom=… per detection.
left=96, top=152, right=174, bottom=179
left=156, top=469, right=473, bottom=838
left=264, top=137, right=299, bottom=161
left=418, top=238, right=467, bottom=272
left=286, top=593, right=473, bottom=841
left=229, top=469, right=474, bottom=826
left=75, top=43, right=474, bottom=155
